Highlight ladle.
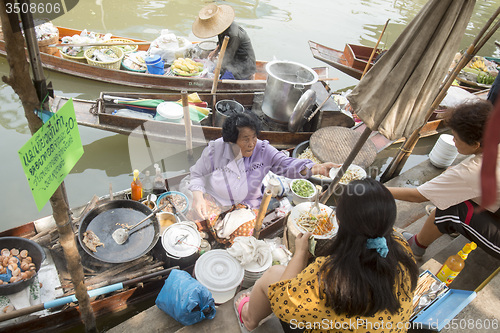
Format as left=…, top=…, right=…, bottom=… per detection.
left=112, top=202, right=168, bottom=245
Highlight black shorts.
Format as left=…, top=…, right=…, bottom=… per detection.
left=434, top=200, right=500, bottom=259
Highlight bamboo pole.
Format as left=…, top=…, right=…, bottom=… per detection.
left=380, top=9, right=500, bottom=182
left=361, top=19, right=390, bottom=78
left=0, top=1, right=96, bottom=331
left=49, top=41, right=151, bottom=48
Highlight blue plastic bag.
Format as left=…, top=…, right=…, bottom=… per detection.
left=155, top=269, right=216, bottom=325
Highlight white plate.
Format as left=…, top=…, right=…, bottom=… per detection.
left=328, top=164, right=367, bottom=185
left=289, top=202, right=338, bottom=239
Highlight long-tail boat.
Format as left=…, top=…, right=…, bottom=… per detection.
left=0, top=26, right=327, bottom=93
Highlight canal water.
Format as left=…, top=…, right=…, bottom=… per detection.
left=0, top=0, right=498, bottom=229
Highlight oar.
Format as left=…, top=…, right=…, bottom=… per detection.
left=361, top=19, right=390, bottom=78
left=49, top=41, right=152, bottom=48
left=211, top=36, right=230, bottom=126
left=0, top=266, right=178, bottom=322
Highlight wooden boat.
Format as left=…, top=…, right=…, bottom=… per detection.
left=0, top=26, right=327, bottom=93
left=308, top=40, right=382, bottom=80
left=52, top=88, right=357, bottom=150
left=51, top=89, right=447, bottom=153
left=0, top=171, right=287, bottom=332
left=309, top=41, right=495, bottom=94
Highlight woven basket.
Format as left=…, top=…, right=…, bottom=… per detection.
left=38, top=31, right=59, bottom=56
left=105, top=38, right=138, bottom=54
left=85, top=46, right=124, bottom=70
left=60, top=50, right=87, bottom=63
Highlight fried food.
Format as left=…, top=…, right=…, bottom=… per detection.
left=83, top=230, right=105, bottom=252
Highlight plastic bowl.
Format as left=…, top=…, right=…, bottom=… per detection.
left=156, top=191, right=189, bottom=214
left=290, top=179, right=317, bottom=205
left=0, top=237, right=46, bottom=295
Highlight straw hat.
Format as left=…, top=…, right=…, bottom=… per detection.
left=192, top=4, right=235, bottom=39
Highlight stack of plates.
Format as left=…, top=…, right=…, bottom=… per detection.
left=241, top=253, right=273, bottom=288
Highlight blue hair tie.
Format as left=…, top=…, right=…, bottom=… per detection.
left=366, top=237, right=389, bottom=258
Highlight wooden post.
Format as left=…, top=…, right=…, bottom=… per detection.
left=211, top=36, right=230, bottom=125
left=181, top=90, right=193, bottom=162
left=254, top=189, right=272, bottom=238
left=0, top=2, right=97, bottom=331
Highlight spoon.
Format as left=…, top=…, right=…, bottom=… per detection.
left=165, top=195, right=188, bottom=221
left=309, top=191, right=321, bottom=216
left=112, top=202, right=168, bottom=245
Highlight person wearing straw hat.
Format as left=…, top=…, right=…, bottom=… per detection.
left=192, top=3, right=256, bottom=80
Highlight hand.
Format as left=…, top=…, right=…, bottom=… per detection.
left=192, top=191, right=208, bottom=220
left=311, top=162, right=341, bottom=177
left=208, top=45, right=219, bottom=61
left=295, top=232, right=313, bottom=255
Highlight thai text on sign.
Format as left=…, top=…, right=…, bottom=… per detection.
left=18, top=99, right=83, bottom=210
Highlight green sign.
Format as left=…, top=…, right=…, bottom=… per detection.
left=18, top=99, right=84, bottom=210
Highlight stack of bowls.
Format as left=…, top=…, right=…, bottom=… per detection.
left=241, top=253, right=273, bottom=288
left=429, top=134, right=459, bottom=168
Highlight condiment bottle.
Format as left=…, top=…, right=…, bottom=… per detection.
left=143, top=170, right=153, bottom=198
left=436, top=242, right=477, bottom=286
left=153, top=163, right=166, bottom=195
left=131, top=169, right=143, bottom=201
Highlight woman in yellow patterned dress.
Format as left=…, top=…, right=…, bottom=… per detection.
left=235, top=178, right=419, bottom=332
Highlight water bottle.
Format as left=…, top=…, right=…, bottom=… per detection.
left=143, top=170, right=153, bottom=197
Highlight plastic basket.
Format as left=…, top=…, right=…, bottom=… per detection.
left=121, top=59, right=147, bottom=72
left=85, top=46, right=124, bottom=70
left=105, top=38, right=138, bottom=54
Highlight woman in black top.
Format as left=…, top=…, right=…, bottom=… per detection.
left=192, top=4, right=256, bottom=80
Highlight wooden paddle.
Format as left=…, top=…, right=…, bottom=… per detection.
left=211, top=36, right=230, bottom=125
left=49, top=41, right=152, bottom=48
left=0, top=266, right=178, bottom=322
left=181, top=90, right=193, bottom=162
left=361, top=19, right=390, bottom=78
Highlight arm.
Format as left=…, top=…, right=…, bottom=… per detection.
left=188, top=144, right=214, bottom=219
left=301, top=162, right=340, bottom=177
left=280, top=232, right=311, bottom=280
left=387, top=187, right=429, bottom=203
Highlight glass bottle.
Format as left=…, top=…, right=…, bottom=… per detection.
left=131, top=169, right=143, bottom=201
left=153, top=163, right=166, bottom=195
left=436, top=242, right=477, bottom=286
left=143, top=170, right=153, bottom=198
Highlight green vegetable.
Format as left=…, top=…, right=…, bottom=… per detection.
left=292, top=179, right=314, bottom=197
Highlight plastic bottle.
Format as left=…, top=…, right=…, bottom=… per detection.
left=436, top=242, right=477, bottom=286
left=143, top=170, right=153, bottom=198
left=153, top=163, right=166, bottom=195
left=131, top=169, right=143, bottom=201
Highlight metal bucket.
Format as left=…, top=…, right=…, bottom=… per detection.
left=261, top=60, right=318, bottom=123
left=214, top=100, right=245, bottom=127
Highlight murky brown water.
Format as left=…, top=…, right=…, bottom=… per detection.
left=0, top=0, right=498, bottom=228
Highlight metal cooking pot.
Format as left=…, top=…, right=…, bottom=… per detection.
left=0, top=237, right=46, bottom=295
left=159, top=222, right=201, bottom=269
left=261, top=60, right=318, bottom=123
left=193, top=40, right=217, bottom=59
left=78, top=200, right=160, bottom=264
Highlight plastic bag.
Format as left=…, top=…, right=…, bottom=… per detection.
left=148, top=29, right=193, bottom=64
left=155, top=269, right=216, bottom=326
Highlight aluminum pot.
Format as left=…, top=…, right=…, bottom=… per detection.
left=159, top=222, right=201, bottom=269
left=261, top=60, right=318, bottom=123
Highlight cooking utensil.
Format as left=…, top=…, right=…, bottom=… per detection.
left=309, top=191, right=321, bottom=216
left=112, top=202, right=168, bottom=245
left=164, top=195, right=188, bottom=221
left=78, top=200, right=160, bottom=263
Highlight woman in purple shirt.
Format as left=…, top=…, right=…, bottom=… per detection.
left=188, top=113, right=336, bottom=243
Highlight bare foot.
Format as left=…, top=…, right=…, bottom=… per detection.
left=235, top=292, right=254, bottom=331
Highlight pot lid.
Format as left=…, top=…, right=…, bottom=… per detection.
left=161, top=222, right=201, bottom=258
left=156, top=102, right=183, bottom=120
left=194, top=249, right=244, bottom=292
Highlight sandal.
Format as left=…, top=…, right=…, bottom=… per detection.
left=233, top=289, right=252, bottom=333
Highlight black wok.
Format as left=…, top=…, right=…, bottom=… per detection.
left=78, top=200, right=160, bottom=263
